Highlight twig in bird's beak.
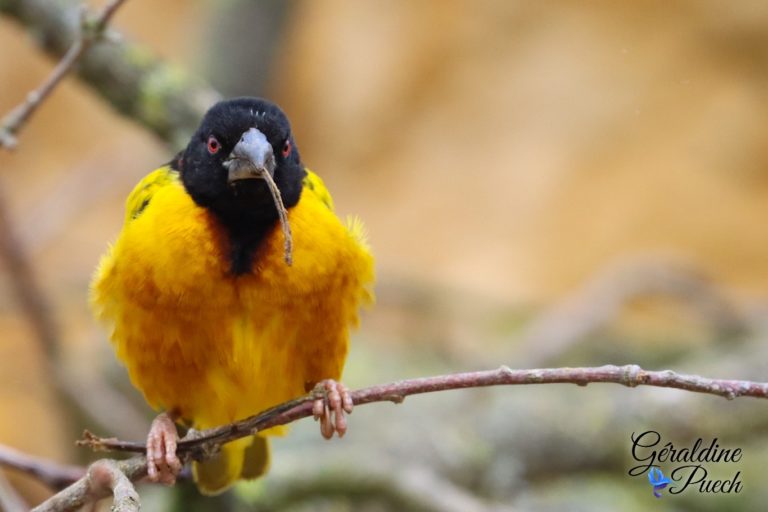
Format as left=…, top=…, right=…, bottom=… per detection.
left=260, top=171, right=293, bottom=266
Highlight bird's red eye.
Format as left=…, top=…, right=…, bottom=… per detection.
left=207, top=136, right=220, bottom=154
left=282, top=139, right=291, bottom=158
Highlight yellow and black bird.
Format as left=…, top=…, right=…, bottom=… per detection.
left=91, top=97, right=374, bottom=494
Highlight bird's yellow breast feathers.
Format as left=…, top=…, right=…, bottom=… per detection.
left=91, top=167, right=374, bottom=430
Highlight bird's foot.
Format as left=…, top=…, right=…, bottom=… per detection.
left=312, top=379, right=353, bottom=439
left=146, top=412, right=182, bottom=485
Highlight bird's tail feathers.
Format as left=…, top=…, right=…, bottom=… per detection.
left=193, top=435, right=270, bottom=495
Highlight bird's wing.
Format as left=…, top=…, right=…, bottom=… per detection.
left=124, top=166, right=180, bottom=223
left=302, top=169, right=335, bottom=211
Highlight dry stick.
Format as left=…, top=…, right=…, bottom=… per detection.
left=0, top=444, right=85, bottom=490
left=261, top=170, right=293, bottom=265
left=27, top=364, right=768, bottom=512
left=0, top=0, right=129, bottom=149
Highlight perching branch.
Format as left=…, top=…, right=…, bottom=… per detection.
left=4, top=364, right=766, bottom=510
left=0, top=0, right=129, bottom=149
left=81, top=364, right=768, bottom=457
left=17, top=364, right=762, bottom=511
left=0, top=0, right=221, bottom=148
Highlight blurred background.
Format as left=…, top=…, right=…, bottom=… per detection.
left=1, top=0, right=768, bottom=510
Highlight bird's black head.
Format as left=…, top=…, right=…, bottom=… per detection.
left=177, top=97, right=305, bottom=274
left=178, top=97, right=305, bottom=228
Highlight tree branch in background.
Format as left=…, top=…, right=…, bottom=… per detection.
left=0, top=468, right=28, bottom=512
left=517, top=259, right=747, bottom=367
left=0, top=4, right=210, bottom=509
left=0, top=0, right=129, bottom=149
left=84, top=460, right=139, bottom=512
left=0, top=444, right=85, bottom=490
left=0, top=175, right=147, bottom=442
left=0, top=0, right=221, bottom=148
left=254, top=465, right=517, bottom=512
left=0, top=180, right=60, bottom=358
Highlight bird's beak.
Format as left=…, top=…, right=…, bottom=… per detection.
left=224, top=127, right=276, bottom=184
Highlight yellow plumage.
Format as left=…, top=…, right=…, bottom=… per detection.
left=91, top=166, right=374, bottom=494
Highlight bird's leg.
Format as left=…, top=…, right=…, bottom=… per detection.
left=146, top=411, right=182, bottom=485
left=312, top=379, right=353, bottom=439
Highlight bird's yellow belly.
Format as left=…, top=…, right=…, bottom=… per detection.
left=117, top=288, right=346, bottom=430
left=93, top=173, right=372, bottom=432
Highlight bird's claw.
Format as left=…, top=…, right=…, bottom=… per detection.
left=146, top=412, right=182, bottom=485
left=312, top=379, right=353, bottom=439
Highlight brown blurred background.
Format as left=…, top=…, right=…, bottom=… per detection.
left=1, top=1, right=767, bottom=510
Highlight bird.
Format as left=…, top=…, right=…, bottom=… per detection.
left=91, top=97, right=374, bottom=494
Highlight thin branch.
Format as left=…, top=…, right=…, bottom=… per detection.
left=0, top=0, right=129, bottom=149
left=0, top=0, right=221, bottom=148
left=0, top=444, right=85, bottom=490
left=81, top=364, right=768, bottom=458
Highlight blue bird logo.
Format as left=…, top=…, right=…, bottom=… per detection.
left=648, top=467, right=671, bottom=498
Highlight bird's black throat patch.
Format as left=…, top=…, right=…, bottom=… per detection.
left=226, top=219, right=275, bottom=275
left=174, top=97, right=305, bottom=275
left=205, top=178, right=302, bottom=276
